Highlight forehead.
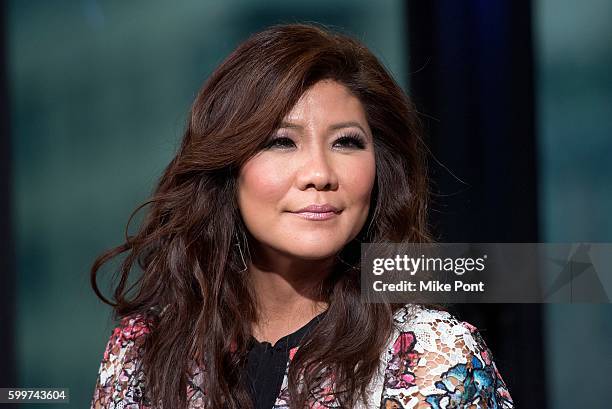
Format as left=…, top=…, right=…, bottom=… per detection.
left=283, top=80, right=368, bottom=125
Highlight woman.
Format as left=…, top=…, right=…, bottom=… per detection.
left=90, top=23, right=514, bottom=409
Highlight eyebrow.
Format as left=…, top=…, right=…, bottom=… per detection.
left=279, top=121, right=368, bottom=136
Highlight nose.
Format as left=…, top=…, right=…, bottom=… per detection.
left=295, top=147, right=339, bottom=191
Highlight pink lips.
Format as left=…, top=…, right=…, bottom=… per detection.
left=291, top=204, right=342, bottom=221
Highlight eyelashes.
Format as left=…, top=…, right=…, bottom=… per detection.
left=263, top=132, right=367, bottom=150
left=335, top=133, right=367, bottom=149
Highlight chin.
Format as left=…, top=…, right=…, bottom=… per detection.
left=283, top=243, right=342, bottom=261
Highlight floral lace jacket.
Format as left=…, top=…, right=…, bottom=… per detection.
left=90, top=304, right=514, bottom=408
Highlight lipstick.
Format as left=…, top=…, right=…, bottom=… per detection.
left=291, top=204, right=342, bottom=221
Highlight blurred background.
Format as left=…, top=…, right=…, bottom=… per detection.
left=1, top=0, right=611, bottom=408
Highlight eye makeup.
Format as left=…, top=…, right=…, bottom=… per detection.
left=263, top=132, right=367, bottom=150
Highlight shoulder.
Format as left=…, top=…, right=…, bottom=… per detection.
left=391, top=304, right=481, bottom=356
left=103, top=314, right=152, bottom=369
left=379, top=304, right=514, bottom=408
left=91, top=314, right=152, bottom=409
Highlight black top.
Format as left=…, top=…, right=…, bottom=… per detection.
left=242, top=311, right=327, bottom=409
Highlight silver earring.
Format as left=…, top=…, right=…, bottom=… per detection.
left=234, top=232, right=248, bottom=273
left=336, top=236, right=363, bottom=272
left=335, top=252, right=359, bottom=272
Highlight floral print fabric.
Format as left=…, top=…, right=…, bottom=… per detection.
left=90, top=316, right=150, bottom=408
left=90, top=304, right=513, bottom=408
left=378, top=306, right=513, bottom=408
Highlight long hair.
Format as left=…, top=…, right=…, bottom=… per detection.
left=91, top=23, right=432, bottom=409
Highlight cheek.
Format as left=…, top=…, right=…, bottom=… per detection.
left=238, top=158, right=290, bottom=211
left=343, top=154, right=376, bottom=206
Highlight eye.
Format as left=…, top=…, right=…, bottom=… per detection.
left=334, top=133, right=367, bottom=149
left=262, top=132, right=368, bottom=150
left=263, top=136, right=295, bottom=150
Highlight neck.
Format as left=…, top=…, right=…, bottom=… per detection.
left=247, top=242, right=333, bottom=344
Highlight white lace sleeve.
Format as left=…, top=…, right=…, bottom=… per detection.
left=379, top=305, right=514, bottom=408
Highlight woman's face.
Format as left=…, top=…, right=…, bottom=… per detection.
left=237, top=79, right=376, bottom=261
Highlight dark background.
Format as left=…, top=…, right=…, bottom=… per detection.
left=1, top=1, right=611, bottom=408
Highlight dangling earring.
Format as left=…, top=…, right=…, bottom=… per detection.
left=234, top=231, right=248, bottom=273
left=335, top=252, right=358, bottom=271
left=335, top=235, right=362, bottom=272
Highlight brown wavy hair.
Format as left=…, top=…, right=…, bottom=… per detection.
left=91, top=23, right=432, bottom=409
